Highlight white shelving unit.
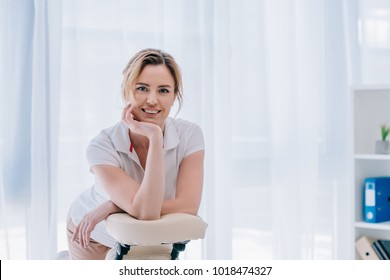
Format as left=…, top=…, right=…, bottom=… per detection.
left=352, top=85, right=390, bottom=259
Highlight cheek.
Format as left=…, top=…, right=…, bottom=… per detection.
left=125, top=92, right=135, bottom=104
left=129, top=93, right=144, bottom=106
left=132, top=104, right=143, bottom=117
left=129, top=94, right=136, bottom=103
left=164, top=99, right=175, bottom=109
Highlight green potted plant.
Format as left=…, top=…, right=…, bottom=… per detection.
left=375, top=124, right=390, bottom=154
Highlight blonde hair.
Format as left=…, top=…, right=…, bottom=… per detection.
left=121, top=48, right=183, bottom=111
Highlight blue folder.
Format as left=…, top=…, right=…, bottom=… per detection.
left=363, top=177, right=390, bottom=223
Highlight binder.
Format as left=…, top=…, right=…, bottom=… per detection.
left=355, top=236, right=379, bottom=260
left=372, top=241, right=387, bottom=260
left=372, top=240, right=390, bottom=260
left=363, top=177, right=390, bottom=223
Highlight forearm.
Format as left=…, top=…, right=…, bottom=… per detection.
left=161, top=151, right=204, bottom=217
left=73, top=200, right=124, bottom=247
left=132, top=135, right=165, bottom=220
left=104, top=200, right=124, bottom=216
left=161, top=199, right=200, bottom=216
left=93, top=200, right=124, bottom=221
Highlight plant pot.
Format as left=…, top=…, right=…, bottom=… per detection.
left=375, top=140, right=390, bottom=154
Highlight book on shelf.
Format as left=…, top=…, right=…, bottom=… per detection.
left=372, top=239, right=390, bottom=260
left=355, top=236, right=379, bottom=260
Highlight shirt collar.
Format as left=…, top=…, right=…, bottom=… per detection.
left=111, top=121, right=131, bottom=155
left=163, top=117, right=180, bottom=151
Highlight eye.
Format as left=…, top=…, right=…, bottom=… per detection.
left=159, top=88, right=170, bottom=94
left=136, top=86, right=148, bottom=93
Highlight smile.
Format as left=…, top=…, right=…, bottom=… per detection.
left=142, top=108, right=161, bottom=114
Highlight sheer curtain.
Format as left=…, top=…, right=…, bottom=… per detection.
left=1, top=0, right=364, bottom=259
left=264, top=0, right=356, bottom=259
left=57, top=0, right=356, bottom=259
left=0, top=0, right=62, bottom=259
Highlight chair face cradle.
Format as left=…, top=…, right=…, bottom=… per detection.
left=105, top=213, right=208, bottom=260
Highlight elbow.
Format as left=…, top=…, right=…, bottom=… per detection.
left=182, top=203, right=200, bottom=216
left=124, top=206, right=161, bottom=221
left=176, top=205, right=199, bottom=217
left=138, top=213, right=161, bottom=221
left=136, top=209, right=161, bottom=220
left=137, top=204, right=161, bottom=220
left=184, top=208, right=199, bottom=216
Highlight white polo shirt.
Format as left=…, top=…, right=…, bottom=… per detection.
left=69, top=117, right=205, bottom=247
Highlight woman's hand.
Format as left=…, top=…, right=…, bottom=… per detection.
left=121, top=104, right=163, bottom=140
left=72, top=200, right=119, bottom=248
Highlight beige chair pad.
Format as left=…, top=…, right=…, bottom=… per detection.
left=105, top=213, right=208, bottom=246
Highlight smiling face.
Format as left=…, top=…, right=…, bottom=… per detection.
left=129, top=64, right=176, bottom=130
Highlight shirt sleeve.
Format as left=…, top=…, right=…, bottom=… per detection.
left=86, top=131, right=122, bottom=172
left=184, top=123, right=205, bottom=158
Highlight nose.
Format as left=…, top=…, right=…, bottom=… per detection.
left=146, top=91, right=158, bottom=105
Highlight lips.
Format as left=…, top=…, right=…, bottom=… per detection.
left=142, top=108, right=161, bottom=114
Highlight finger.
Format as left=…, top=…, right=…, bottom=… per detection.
left=72, top=224, right=79, bottom=242
left=84, top=225, right=90, bottom=248
left=84, top=224, right=92, bottom=247
left=74, top=221, right=84, bottom=244
left=79, top=222, right=86, bottom=248
left=125, top=105, right=134, bottom=120
left=122, top=103, right=132, bottom=120
left=130, top=107, right=143, bottom=122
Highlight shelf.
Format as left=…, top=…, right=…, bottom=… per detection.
left=355, top=154, right=390, bottom=160
left=355, top=221, right=390, bottom=230
left=352, top=84, right=390, bottom=91
left=351, top=85, right=390, bottom=259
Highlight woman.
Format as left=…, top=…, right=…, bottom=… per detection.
left=66, top=49, right=205, bottom=260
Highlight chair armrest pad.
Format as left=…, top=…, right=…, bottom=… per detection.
left=105, top=213, right=208, bottom=246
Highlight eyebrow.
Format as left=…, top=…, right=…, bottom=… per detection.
left=136, top=82, right=172, bottom=88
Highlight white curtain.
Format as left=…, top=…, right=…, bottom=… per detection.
left=2, top=0, right=376, bottom=259
left=264, top=0, right=356, bottom=259
left=57, top=0, right=356, bottom=259
left=0, top=0, right=62, bottom=259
